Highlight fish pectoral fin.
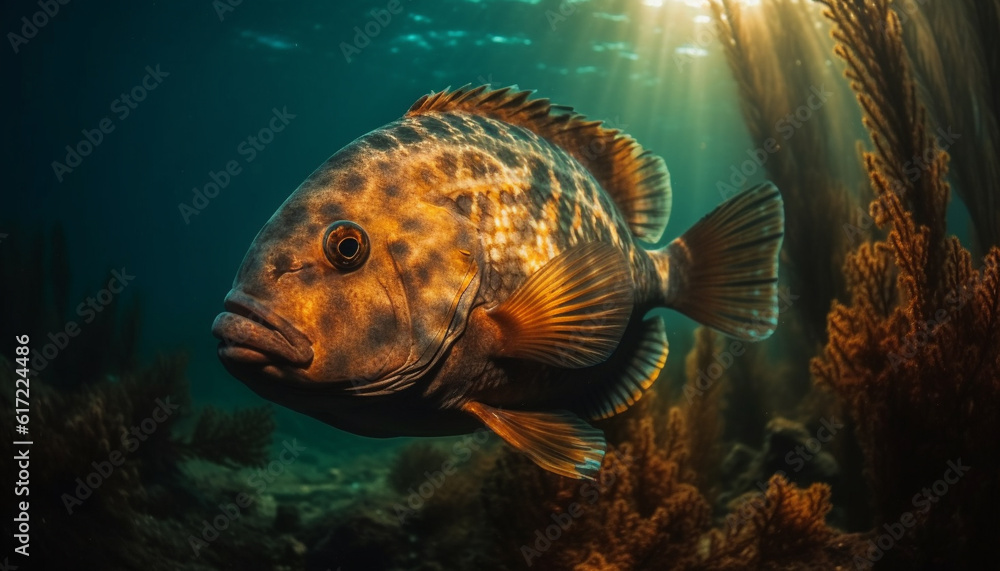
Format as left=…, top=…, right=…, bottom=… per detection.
left=485, top=241, right=633, bottom=368
left=461, top=401, right=605, bottom=480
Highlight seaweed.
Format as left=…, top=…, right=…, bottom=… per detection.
left=709, top=0, right=861, bottom=350
left=180, top=405, right=276, bottom=469
left=680, top=327, right=726, bottom=501
left=0, top=354, right=295, bottom=571
left=703, top=474, right=860, bottom=570
left=705, top=3, right=867, bottom=501
left=811, top=0, right=1000, bottom=567
left=306, top=438, right=500, bottom=571
left=0, top=227, right=291, bottom=570
left=895, top=0, right=1000, bottom=255
left=475, top=333, right=863, bottom=570
left=482, top=395, right=711, bottom=570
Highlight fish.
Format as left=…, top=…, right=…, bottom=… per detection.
left=211, top=85, right=784, bottom=480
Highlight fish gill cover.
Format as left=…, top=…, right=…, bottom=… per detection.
left=2, top=0, right=999, bottom=570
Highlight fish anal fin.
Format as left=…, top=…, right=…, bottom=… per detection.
left=486, top=242, right=632, bottom=368
left=406, top=85, right=671, bottom=242
left=461, top=401, right=605, bottom=480
left=581, top=315, right=669, bottom=421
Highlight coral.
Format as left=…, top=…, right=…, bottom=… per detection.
left=475, top=330, right=864, bottom=571
left=717, top=418, right=840, bottom=512
left=812, top=0, right=1000, bottom=566
left=0, top=353, right=296, bottom=571
left=703, top=474, right=862, bottom=570
left=482, top=397, right=712, bottom=571
left=706, top=5, right=865, bottom=506
left=481, top=392, right=862, bottom=570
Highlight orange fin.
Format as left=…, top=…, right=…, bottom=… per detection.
left=486, top=242, right=632, bottom=368
left=407, top=85, right=672, bottom=242
left=580, top=315, right=669, bottom=421
left=663, top=182, right=784, bottom=340
left=461, top=401, right=605, bottom=480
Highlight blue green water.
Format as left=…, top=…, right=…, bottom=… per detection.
left=5, top=0, right=789, bottom=441
left=4, top=0, right=985, bottom=569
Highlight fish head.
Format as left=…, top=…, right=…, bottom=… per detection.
left=212, top=128, right=480, bottom=406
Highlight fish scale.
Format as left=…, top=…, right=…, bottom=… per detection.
left=212, top=84, right=785, bottom=480
left=390, top=110, right=639, bottom=305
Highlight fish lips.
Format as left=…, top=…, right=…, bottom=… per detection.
left=212, top=291, right=313, bottom=370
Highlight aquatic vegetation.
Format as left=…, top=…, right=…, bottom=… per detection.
left=704, top=5, right=866, bottom=503
left=810, top=0, right=1000, bottom=567
left=485, top=400, right=714, bottom=570
left=896, top=0, right=1000, bottom=254
left=182, top=405, right=276, bottom=469
left=0, top=228, right=289, bottom=569
left=679, top=327, right=725, bottom=500
left=0, top=355, right=293, bottom=570
left=709, top=0, right=861, bottom=350
left=9, top=1, right=998, bottom=569
left=307, top=438, right=500, bottom=571
left=478, top=335, right=863, bottom=570
left=0, top=225, right=141, bottom=388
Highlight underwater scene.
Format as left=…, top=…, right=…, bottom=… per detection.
left=3, top=0, right=999, bottom=569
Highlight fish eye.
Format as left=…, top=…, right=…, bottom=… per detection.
left=323, top=220, right=370, bottom=271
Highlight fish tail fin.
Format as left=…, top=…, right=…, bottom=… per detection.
left=652, top=182, right=784, bottom=340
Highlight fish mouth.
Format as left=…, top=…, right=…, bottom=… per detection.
left=211, top=291, right=314, bottom=369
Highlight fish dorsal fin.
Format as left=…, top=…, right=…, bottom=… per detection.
left=579, top=316, right=668, bottom=421
left=406, top=85, right=672, bottom=243
left=461, top=401, right=606, bottom=480
left=484, top=241, right=633, bottom=368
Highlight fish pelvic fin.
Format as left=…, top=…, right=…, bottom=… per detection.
left=406, top=85, right=671, bottom=242
left=461, top=401, right=606, bottom=480
left=484, top=241, right=633, bottom=368
left=655, top=182, right=784, bottom=340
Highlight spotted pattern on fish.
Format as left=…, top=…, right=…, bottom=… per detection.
left=329, top=111, right=658, bottom=308
left=213, top=84, right=785, bottom=481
